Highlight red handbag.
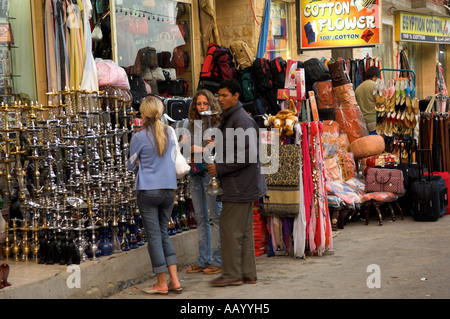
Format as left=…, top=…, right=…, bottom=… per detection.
left=365, top=168, right=404, bottom=194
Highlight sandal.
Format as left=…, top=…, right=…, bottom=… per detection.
left=203, top=264, right=223, bottom=275
left=186, top=264, right=206, bottom=273
left=169, top=283, right=183, bottom=294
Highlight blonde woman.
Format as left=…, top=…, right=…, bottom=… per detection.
left=128, top=96, right=182, bottom=295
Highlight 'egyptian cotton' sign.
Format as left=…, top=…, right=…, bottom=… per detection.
left=395, top=12, right=450, bottom=44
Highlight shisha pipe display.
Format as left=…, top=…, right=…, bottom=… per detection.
left=0, top=88, right=144, bottom=264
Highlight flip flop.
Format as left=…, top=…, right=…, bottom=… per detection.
left=203, top=264, right=223, bottom=275
left=142, top=285, right=169, bottom=295
left=169, top=284, right=183, bottom=294
left=187, top=264, right=206, bottom=273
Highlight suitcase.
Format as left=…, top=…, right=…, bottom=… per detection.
left=411, top=149, right=447, bottom=221
left=424, top=144, right=450, bottom=215
left=164, top=97, right=190, bottom=121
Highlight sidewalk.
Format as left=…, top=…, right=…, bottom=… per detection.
left=0, top=228, right=200, bottom=299
left=2, top=214, right=450, bottom=299
left=109, top=214, right=450, bottom=300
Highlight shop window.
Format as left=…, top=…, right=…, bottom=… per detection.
left=109, top=0, right=193, bottom=97
left=265, top=1, right=290, bottom=60
left=0, top=0, right=35, bottom=105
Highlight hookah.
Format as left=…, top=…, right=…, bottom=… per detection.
left=199, top=110, right=223, bottom=195
left=3, top=221, right=11, bottom=260
left=87, top=198, right=100, bottom=260
left=28, top=201, right=41, bottom=262
left=20, top=220, right=31, bottom=262
left=73, top=200, right=88, bottom=263
left=10, top=219, right=21, bottom=261
left=118, top=204, right=130, bottom=252
left=110, top=184, right=122, bottom=254
left=25, top=103, right=44, bottom=201
left=98, top=187, right=113, bottom=256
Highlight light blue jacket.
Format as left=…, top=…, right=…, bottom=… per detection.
left=128, top=127, right=177, bottom=190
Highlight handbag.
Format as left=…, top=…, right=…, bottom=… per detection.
left=365, top=168, right=404, bottom=194
left=169, top=126, right=190, bottom=179
left=92, top=23, right=103, bottom=41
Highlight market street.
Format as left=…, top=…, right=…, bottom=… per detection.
left=108, top=214, right=450, bottom=300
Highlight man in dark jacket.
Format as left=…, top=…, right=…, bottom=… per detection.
left=208, top=79, right=267, bottom=287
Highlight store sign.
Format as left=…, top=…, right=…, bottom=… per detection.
left=395, top=12, right=450, bottom=44
left=299, top=0, right=381, bottom=49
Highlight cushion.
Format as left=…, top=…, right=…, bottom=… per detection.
left=350, top=135, right=385, bottom=159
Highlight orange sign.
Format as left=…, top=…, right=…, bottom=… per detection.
left=300, top=0, right=381, bottom=49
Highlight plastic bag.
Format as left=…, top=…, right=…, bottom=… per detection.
left=326, top=180, right=362, bottom=206
left=96, top=59, right=130, bottom=90
left=324, top=156, right=343, bottom=182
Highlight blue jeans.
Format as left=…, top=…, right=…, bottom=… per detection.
left=190, top=173, right=222, bottom=268
left=137, top=189, right=177, bottom=274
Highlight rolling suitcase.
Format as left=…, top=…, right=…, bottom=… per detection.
left=411, top=149, right=446, bottom=221
left=424, top=144, right=450, bottom=215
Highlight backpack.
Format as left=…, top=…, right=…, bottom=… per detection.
left=198, top=43, right=236, bottom=93
left=229, top=41, right=255, bottom=70
left=251, top=57, right=281, bottom=115
left=303, top=58, right=331, bottom=93
left=252, top=57, right=272, bottom=91
left=269, top=57, right=287, bottom=89
left=238, top=67, right=255, bottom=102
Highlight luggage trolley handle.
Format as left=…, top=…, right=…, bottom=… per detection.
left=432, top=143, right=444, bottom=172
left=416, top=149, right=433, bottom=182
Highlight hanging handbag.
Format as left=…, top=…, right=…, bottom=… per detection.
left=365, top=168, right=404, bottom=194
left=169, top=126, right=190, bottom=179
left=92, top=23, right=103, bottom=41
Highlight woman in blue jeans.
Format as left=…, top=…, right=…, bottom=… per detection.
left=128, top=96, right=182, bottom=295
left=182, top=89, right=223, bottom=275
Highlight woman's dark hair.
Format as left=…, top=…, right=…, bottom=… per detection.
left=188, top=89, right=222, bottom=125
left=219, top=79, right=241, bottom=96
left=365, top=66, right=380, bottom=80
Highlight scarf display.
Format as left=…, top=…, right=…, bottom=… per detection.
left=263, top=114, right=333, bottom=258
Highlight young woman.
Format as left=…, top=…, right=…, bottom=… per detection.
left=184, top=89, right=223, bottom=275
left=128, top=96, right=182, bottom=294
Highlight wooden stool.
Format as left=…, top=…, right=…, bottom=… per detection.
left=330, top=207, right=349, bottom=231
left=364, top=198, right=403, bottom=226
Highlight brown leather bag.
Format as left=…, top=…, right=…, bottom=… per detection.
left=328, top=60, right=350, bottom=87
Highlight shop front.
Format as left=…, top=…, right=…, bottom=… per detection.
left=1, top=0, right=449, bottom=297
